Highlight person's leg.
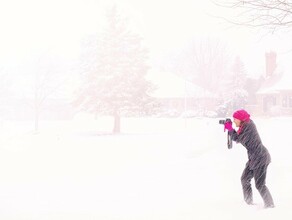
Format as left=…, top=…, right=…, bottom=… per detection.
left=241, top=165, right=254, bottom=204
left=254, top=164, right=274, bottom=208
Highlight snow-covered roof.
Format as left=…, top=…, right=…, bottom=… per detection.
left=257, top=71, right=292, bottom=94
left=146, top=70, right=216, bottom=98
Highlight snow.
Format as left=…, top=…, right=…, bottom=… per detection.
left=0, top=117, right=291, bottom=220
left=257, top=69, right=292, bottom=94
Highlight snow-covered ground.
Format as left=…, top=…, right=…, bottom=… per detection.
left=0, top=116, right=291, bottom=220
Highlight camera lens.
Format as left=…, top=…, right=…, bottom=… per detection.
left=219, top=120, right=225, bottom=124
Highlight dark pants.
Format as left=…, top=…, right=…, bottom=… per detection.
left=241, top=164, right=274, bottom=207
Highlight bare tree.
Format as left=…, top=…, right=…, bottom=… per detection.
left=24, top=51, right=71, bottom=132
left=157, top=38, right=231, bottom=95
left=213, top=0, right=292, bottom=33
left=186, top=38, right=231, bottom=94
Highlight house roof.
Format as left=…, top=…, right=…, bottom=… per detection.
left=146, top=70, right=217, bottom=98
left=257, top=71, right=292, bottom=94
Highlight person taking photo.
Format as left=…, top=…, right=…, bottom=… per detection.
left=224, top=109, right=275, bottom=208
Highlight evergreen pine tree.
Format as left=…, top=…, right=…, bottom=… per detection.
left=76, top=6, right=156, bottom=133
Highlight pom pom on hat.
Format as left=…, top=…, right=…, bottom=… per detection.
left=233, top=109, right=250, bottom=122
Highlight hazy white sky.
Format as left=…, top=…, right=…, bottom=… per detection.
left=1, top=0, right=291, bottom=75
left=0, top=0, right=99, bottom=62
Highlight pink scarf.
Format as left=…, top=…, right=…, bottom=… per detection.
left=237, top=119, right=250, bottom=134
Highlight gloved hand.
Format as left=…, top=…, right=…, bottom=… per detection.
left=224, top=121, right=233, bottom=132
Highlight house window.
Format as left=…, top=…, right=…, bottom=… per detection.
left=282, top=95, right=287, bottom=107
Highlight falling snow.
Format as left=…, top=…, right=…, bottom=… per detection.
left=0, top=116, right=290, bottom=219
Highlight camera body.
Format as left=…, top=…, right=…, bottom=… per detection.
left=219, top=118, right=231, bottom=124
left=219, top=118, right=233, bottom=149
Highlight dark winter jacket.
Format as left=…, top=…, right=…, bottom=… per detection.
left=228, top=120, right=271, bottom=170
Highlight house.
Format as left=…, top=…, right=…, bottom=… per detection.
left=256, top=72, right=292, bottom=115
left=146, top=70, right=218, bottom=116
left=255, top=52, right=292, bottom=116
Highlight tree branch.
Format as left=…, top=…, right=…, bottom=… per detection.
left=212, top=0, right=292, bottom=33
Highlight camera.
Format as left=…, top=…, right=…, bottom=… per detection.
left=219, top=118, right=231, bottom=124
left=219, top=118, right=233, bottom=149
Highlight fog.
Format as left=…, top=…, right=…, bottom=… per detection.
left=0, top=0, right=292, bottom=219
left=1, top=0, right=292, bottom=124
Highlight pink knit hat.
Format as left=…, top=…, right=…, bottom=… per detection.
left=233, top=109, right=250, bottom=122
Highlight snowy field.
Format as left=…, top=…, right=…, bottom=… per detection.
left=0, top=116, right=291, bottom=220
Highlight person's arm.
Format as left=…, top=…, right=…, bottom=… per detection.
left=224, top=121, right=239, bottom=141
left=228, top=129, right=239, bottom=142
left=230, top=122, right=255, bottom=145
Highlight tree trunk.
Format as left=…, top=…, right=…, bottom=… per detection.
left=113, top=111, right=121, bottom=134
left=34, top=105, right=40, bottom=133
